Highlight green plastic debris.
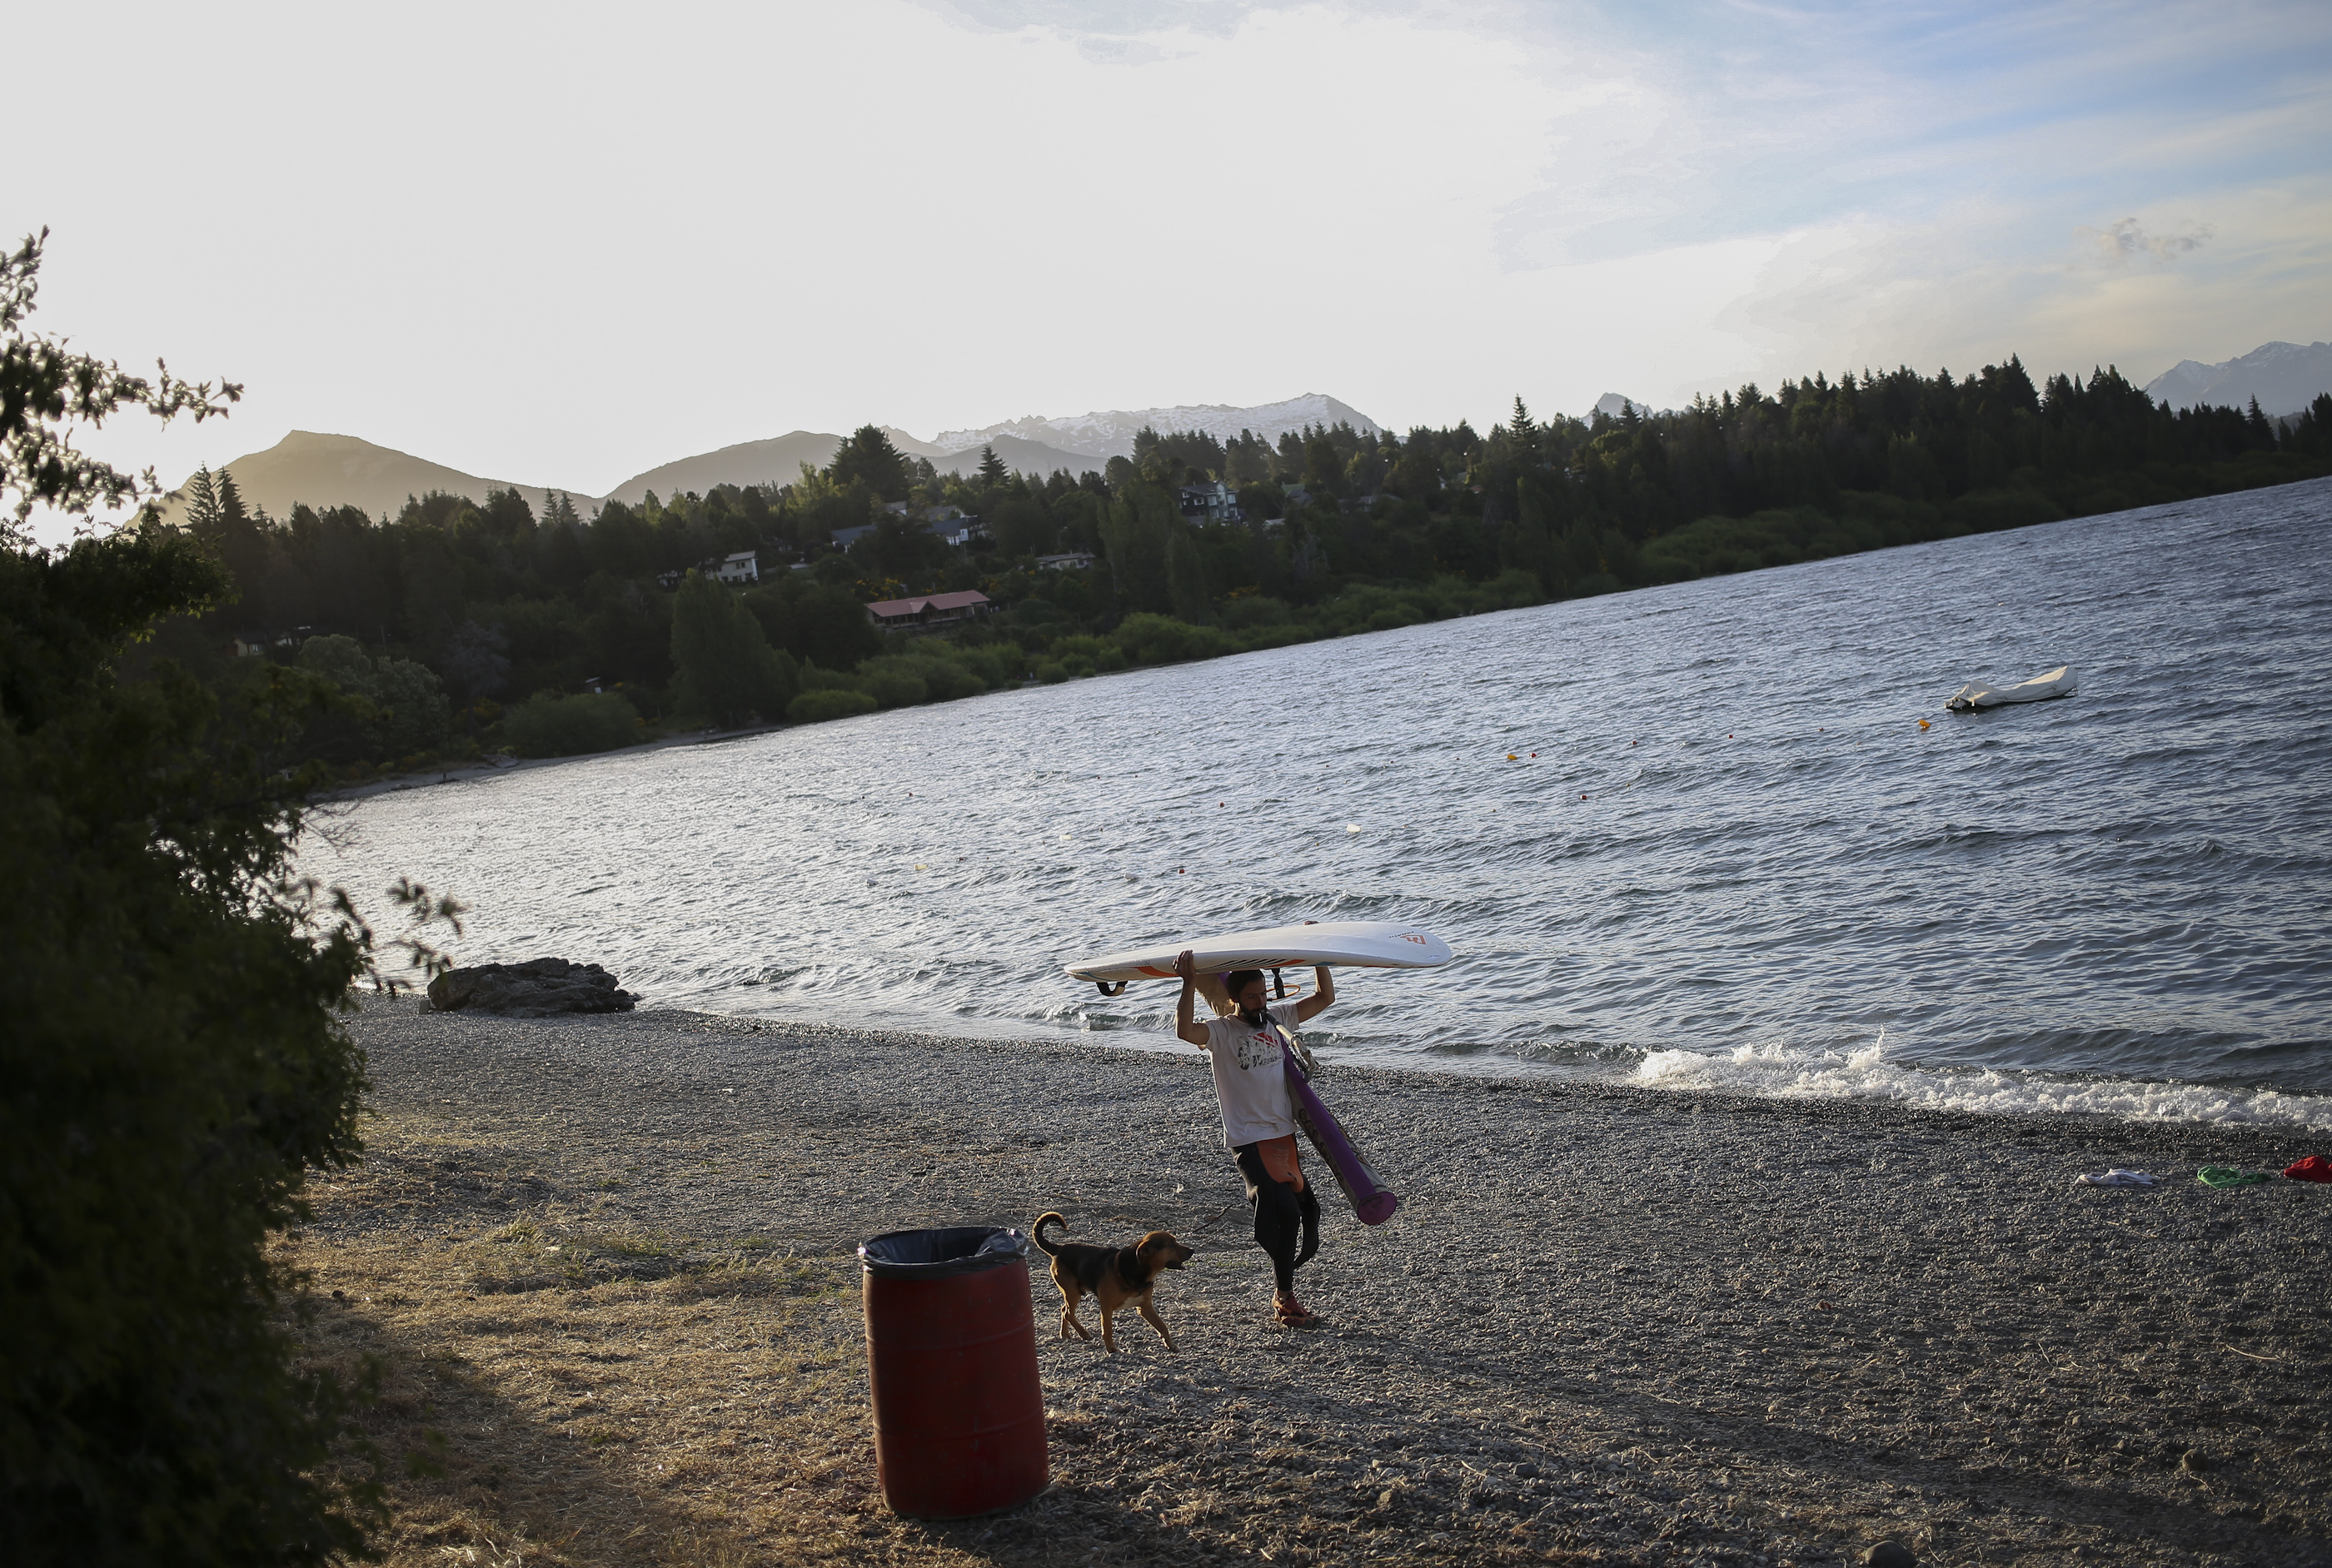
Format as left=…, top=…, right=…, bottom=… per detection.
left=2196, top=1166, right=2273, bottom=1188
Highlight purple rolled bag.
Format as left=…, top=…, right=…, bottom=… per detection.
left=1281, top=1040, right=1399, bottom=1226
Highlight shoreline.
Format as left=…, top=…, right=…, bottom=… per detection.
left=407, top=983, right=2332, bottom=1137
left=318, top=717, right=798, bottom=804
left=302, top=999, right=2332, bottom=1566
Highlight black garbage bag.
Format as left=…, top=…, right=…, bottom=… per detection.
left=859, top=1227, right=1028, bottom=1278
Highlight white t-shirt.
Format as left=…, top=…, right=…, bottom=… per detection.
left=1198, top=1002, right=1301, bottom=1147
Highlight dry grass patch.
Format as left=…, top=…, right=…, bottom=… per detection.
left=292, top=1219, right=1319, bottom=1565
left=294, top=1224, right=916, bottom=1565
left=290, top=1220, right=1619, bottom=1566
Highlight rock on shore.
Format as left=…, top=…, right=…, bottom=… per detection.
left=425, top=958, right=637, bottom=1017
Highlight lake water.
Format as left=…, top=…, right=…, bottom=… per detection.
left=314, top=477, right=2332, bottom=1132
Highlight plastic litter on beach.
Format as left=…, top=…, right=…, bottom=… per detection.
left=2075, top=1168, right=2156, bottom=1187
left=2197, top=1166, right=2275, bottom=1188
left=2282, top=1156, right=2331, bottom=1183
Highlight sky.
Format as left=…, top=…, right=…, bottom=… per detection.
left=12, top=0, right=2330, bottom=523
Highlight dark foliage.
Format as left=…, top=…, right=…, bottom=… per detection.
left=2, top=231, right=456, bottom=1564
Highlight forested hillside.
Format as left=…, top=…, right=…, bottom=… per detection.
left=149, top=358, right=2332, bottom=774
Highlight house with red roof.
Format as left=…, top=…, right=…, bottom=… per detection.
left=864, top=589, right=993, bottom=630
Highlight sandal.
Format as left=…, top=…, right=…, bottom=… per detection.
left=1273, top=1291, right=1322, bottom=1329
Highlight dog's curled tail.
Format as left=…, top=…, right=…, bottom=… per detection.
left=1031, top=1211, right=1070, bottom=1257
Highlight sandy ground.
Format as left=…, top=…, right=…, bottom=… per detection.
left=296, top=1000, right=2332, bottom=1567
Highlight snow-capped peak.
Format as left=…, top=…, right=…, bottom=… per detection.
left=924, top=394, right=1383, bottom=461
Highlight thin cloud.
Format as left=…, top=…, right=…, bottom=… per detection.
left=2090, top=217, right=2216, bottom=264
left=10, top=0, right=2329, bottom=529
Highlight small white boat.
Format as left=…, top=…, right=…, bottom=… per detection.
left=1945, top=665, right=2076, bottom=710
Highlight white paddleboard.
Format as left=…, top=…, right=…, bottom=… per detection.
left=1065, top=920, right=1453, bottom=984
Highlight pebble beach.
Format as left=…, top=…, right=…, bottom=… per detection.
left=306, top=999, right=2332, bottom=1566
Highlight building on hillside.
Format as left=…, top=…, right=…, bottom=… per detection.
left=1035, top=551, right=1096, bottom=571
left=830, top=524, right=876, bottom=550
left=1178, top=480, right=1243, bottom=525
left=656, top=552, right=762, bottom=588
left=864, top=590, right=993, bottom=631
left=882, top=500, right=911, bottom=515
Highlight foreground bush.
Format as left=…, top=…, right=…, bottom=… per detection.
left=1, top=528, right=396, bottom=1562
left=2, top=232, right=434, bottom=1561
left=500, top=690, right=642, bottom=758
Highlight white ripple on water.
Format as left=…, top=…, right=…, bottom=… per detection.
left=1631, top=1038, right=2332, bottom=1133
left=313, top=478, right=2332, bottom=1128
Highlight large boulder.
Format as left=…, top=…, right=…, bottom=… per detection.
left=426, top=958, right=638, bottom=1018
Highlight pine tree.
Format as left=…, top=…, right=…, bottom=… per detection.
left=1098, top=484, right=1176, bottom=615
left=977, top=444, right=1008, bottom=488
left=214, top=465, right=250, bottom=525
left=1303, top=436, right=1343, bottom=496
left=1165, top=527, right=1211, bottom=624
left=670, top=570, right=797, bottom=727
left=828, top=425, right=909, bottom=500
left=182, top=465, right=222, bottom=533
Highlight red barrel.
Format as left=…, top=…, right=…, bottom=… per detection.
left=859, top=1226, right=1047, bottom=1519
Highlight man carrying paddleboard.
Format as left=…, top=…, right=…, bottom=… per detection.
left=1173, top=950, right=1334, bottom=1328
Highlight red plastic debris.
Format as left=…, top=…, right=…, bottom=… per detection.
left=2285, top=1155, right=2332, bottom=1183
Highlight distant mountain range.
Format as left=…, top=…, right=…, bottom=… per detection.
left=154, top=431, right=575, bottom=528
left=600, top=432, right=857, bottom=507
left=929, top=393, right=1382, bottom=460
left=164, top=393, right=1388, bottom=523
left=880, top=431, right=1114, bottom=482
left=2142, top=341, right=2332, bottom=415
left=166, top=348, right=2331, bottom=526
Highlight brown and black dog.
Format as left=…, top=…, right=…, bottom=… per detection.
left=1031, top=1211, right=1193, bottom=1353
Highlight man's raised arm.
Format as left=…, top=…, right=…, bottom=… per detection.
left=1173, top=949, right=1212, bottom=1046
left=1294, top=963, right=1335, bottom=1023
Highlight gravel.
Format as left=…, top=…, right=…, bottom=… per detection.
left=336, top=997, right=2332, bottom=1566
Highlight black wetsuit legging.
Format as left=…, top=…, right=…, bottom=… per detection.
left=1233, top=1141, right=1322, bottom=1293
